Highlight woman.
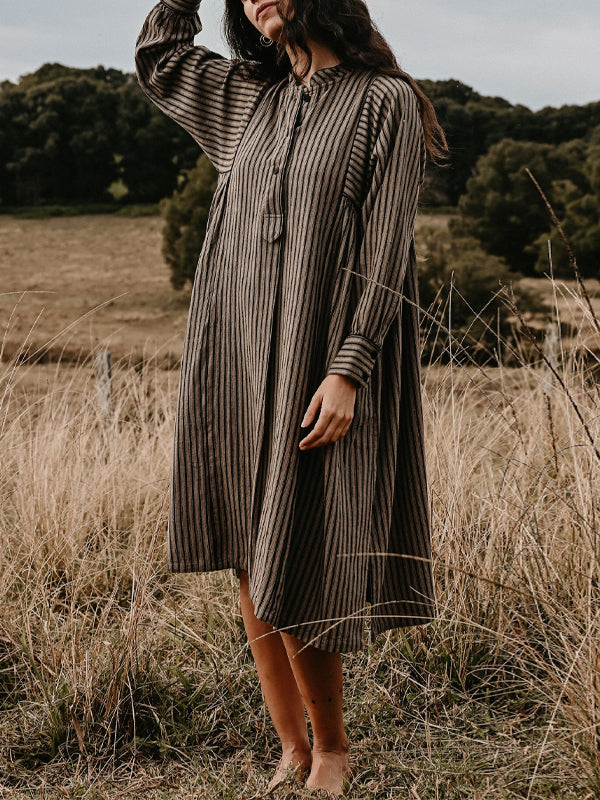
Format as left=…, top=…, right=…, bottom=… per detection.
left=136, top=0, right=446, bottom=794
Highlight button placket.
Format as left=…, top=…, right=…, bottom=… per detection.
left=262, top=91, right=306, bottom=241
left=275, top=93, right=307, bottom=211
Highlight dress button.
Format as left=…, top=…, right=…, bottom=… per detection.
left=273, top=166, right=279, bottom=174
left=302, top=90, right=310, bottom=102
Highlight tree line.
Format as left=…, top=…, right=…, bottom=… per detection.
left=419, top=79, right=600, bottom=280
left=1, top=63, right=598, bottom=211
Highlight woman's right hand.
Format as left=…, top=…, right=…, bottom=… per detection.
left=299, top=373, right=357, bottom=450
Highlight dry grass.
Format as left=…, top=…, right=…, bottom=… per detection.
left=0, top=215, right=188, bottom=366
left=0, top=215, right=599, bottom=798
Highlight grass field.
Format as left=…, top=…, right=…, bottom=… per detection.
left=0, top=215, right=188, bottom=367
left=1, top=214, right=600, bottom=798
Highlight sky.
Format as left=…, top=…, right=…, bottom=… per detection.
left=1, top=0, right=599, bottom=110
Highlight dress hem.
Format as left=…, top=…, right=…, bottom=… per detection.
left=166, top=559, right=436, bottom=653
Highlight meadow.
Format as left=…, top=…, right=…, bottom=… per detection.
left=1, top=213, right=599, bottom=799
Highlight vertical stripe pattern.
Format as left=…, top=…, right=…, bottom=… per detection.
left=136, top=0, right=437, bottom=653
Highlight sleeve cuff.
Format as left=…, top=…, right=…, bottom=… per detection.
left=161, top=0, right=201, bottom=14
left=325, top=333, right=381, bottom=389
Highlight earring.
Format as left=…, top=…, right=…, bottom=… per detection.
left=260, top=34, right=274, bottom=47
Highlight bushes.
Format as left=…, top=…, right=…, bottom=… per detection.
left=416, top=225, right=548, bottom=364
left=159, top=155, right=218, bottom=290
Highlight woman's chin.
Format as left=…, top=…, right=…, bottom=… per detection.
left=261, top=23, right=283, bottom=42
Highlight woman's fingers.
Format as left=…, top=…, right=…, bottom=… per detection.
left=299, top=411, right=351, bottom=450
left=301, top=390, right=323, bottom=428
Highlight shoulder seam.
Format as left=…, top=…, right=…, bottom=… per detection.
left=368, top=73, right=419, bottom=111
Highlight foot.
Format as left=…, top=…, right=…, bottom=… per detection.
left=306, top=740, right=351, bottom=796
left=267, top=746, right=312, bottom=793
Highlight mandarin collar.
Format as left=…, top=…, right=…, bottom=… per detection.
left=286, top=63, right=353, bottom=90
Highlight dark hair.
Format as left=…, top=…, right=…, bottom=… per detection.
left=223, top=0, right=448, bottom=162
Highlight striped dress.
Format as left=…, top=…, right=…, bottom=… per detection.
left=136, top=0, right=437, bottom=653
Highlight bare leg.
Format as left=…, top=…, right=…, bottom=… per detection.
left=280, top=632, right=350, bottom=796
left=237, top=570, right=312, bottom=790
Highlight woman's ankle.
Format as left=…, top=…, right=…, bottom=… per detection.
left=312, top=734, right=349, bottom=755
left=280, top=739, right=312, bottom=759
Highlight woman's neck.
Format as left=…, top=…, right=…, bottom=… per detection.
left=285, top=38, right=341, bottom=86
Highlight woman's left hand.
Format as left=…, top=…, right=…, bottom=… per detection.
left=299, top=373, right=358, bottom=450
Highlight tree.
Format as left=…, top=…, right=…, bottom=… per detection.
left=0, top=63, right=200, bottom=206
left=418, top=78, right=600, bottom=207
left=453, top=138, right=588, bottom=274
left=160, top=155, right=219, bottom=290
left=454, top=136, right=600, bottom=278
left=532, top=142, right=600, bottom=278
left=115, top=79, right=198, bottom=203
left=0, top=85, right=26, bottom=204
left=1, top=64, right=599, bottom=211
left=14, top=62, right=130, bottom=92
left=3, top=75, right=120, bottom=204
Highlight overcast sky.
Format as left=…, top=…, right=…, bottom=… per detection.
left=1, top=0, right=598, bottom=110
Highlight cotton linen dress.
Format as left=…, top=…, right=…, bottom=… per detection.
left=136, top=0, right=437, bottom=653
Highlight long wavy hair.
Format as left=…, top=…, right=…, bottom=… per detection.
left=223, top=0, right=447, bottom=162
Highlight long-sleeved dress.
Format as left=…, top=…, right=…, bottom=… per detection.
left=136, top=0, right=437, bottom=653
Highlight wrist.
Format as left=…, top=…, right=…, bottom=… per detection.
left=328, top=372, right=359, bottom=390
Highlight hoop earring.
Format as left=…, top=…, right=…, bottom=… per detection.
left=260, top=34, right=274, bottom=47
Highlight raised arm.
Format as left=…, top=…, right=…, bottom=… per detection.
left=326, top=80, right=425, bottom=388
left=135, top=0, right=268, bottom=173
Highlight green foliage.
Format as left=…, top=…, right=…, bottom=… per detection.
left=531, top=142, right=600, bottom=277
left=0, top=63, right=198, bottom=206
left=13, top=62, right=130, bottom=91
left=416, top=225, right=548, bottom=364
left=453, top=139, right=563, bottom=272
left=454, top=137, right=600, bottom=277
left=419, top=78, right=600, bottom=206
left=160, top=155, right=219, bottom=290
left=114, top=80, right=198, bottom=203
left=2, top=75, right=121, bottom=204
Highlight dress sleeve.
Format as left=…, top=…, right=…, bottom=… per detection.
left=326, top=82, right=425, bottom=389
left=135, top=0, right=268, bottom=173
